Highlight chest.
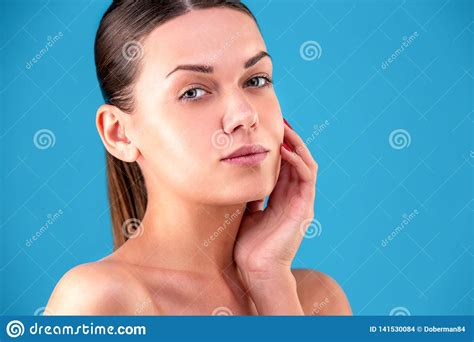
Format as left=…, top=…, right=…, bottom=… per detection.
left=132, top=272, right=259, bottom=315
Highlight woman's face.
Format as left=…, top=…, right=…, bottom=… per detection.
left=126, top=8, right=284, bottom=205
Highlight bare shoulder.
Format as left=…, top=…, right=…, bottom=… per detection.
left=45, top=259, right=152, bottom=315
left=291, top=268, right=352, bottom=316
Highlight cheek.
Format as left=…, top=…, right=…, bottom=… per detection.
left=258, top=97, right=283, bottom=142
left=143, top=116, right=217, bottom=181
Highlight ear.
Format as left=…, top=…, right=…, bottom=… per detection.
left=95, top=104, right=140, bottom=163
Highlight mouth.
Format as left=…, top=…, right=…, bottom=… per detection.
left=220, top=144, right=270, bottom=166
left=221, top=151, right=269, bottom=166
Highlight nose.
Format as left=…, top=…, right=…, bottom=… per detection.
left=222, top=92, right=259, bottom=134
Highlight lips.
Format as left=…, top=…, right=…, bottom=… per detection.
left=221, top=144, right=269, bottom=160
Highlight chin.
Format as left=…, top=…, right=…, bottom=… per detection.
left=208, top=182, right=271, bottom=206
left=243, top=178, right=273, bottom=201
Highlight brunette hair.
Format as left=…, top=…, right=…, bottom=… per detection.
left=94, top=0, right=258, bottom=250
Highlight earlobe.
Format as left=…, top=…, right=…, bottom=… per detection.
left=95, top=104, right=140, bottom=163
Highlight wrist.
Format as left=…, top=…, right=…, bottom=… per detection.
left=242, top=267, right=296, bottom=286
left=239, top=268, right=303, bottom=315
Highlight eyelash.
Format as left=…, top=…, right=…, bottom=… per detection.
left=178, top=74, right=273, bottom=103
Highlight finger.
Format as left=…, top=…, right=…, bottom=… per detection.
left=280, top=143, right=313, bottom=183
left=283, top=124, right=318, bottom=171
left=281, top=146, right=298, bottom=182
left=266, top=157, right=292, bottom=210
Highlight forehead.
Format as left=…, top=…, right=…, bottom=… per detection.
left=141, top=7, right=267, bottom=77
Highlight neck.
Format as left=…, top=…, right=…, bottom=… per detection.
left=121, top=185, right=247, bottom=277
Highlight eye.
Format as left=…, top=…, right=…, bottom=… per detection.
left=245, top=75, right=273, bottom=88
left=179, top=87, right=208, bottom=102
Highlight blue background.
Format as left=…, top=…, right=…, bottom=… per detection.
left=1, top=0, right=472, bottom=316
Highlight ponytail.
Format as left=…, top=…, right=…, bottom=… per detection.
left=106, top=152, right=147, bottom=250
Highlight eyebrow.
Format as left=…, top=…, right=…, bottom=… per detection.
left=165, top=51, right=272, bottom=78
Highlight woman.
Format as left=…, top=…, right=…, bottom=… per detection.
left=45, top=0, right=351, bottom=316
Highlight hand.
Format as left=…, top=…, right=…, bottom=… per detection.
left=234, top=118, right=318, bottom=281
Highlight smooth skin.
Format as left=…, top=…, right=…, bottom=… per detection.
left=45, top=7, right=351, bottom=316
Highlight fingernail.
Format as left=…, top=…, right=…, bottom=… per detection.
left=283, top=118, right=293, bottom=130
left=282, top=142, right=292, bottom=151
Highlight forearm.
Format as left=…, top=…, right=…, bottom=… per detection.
left=243, top=270, right=304, bottom=315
